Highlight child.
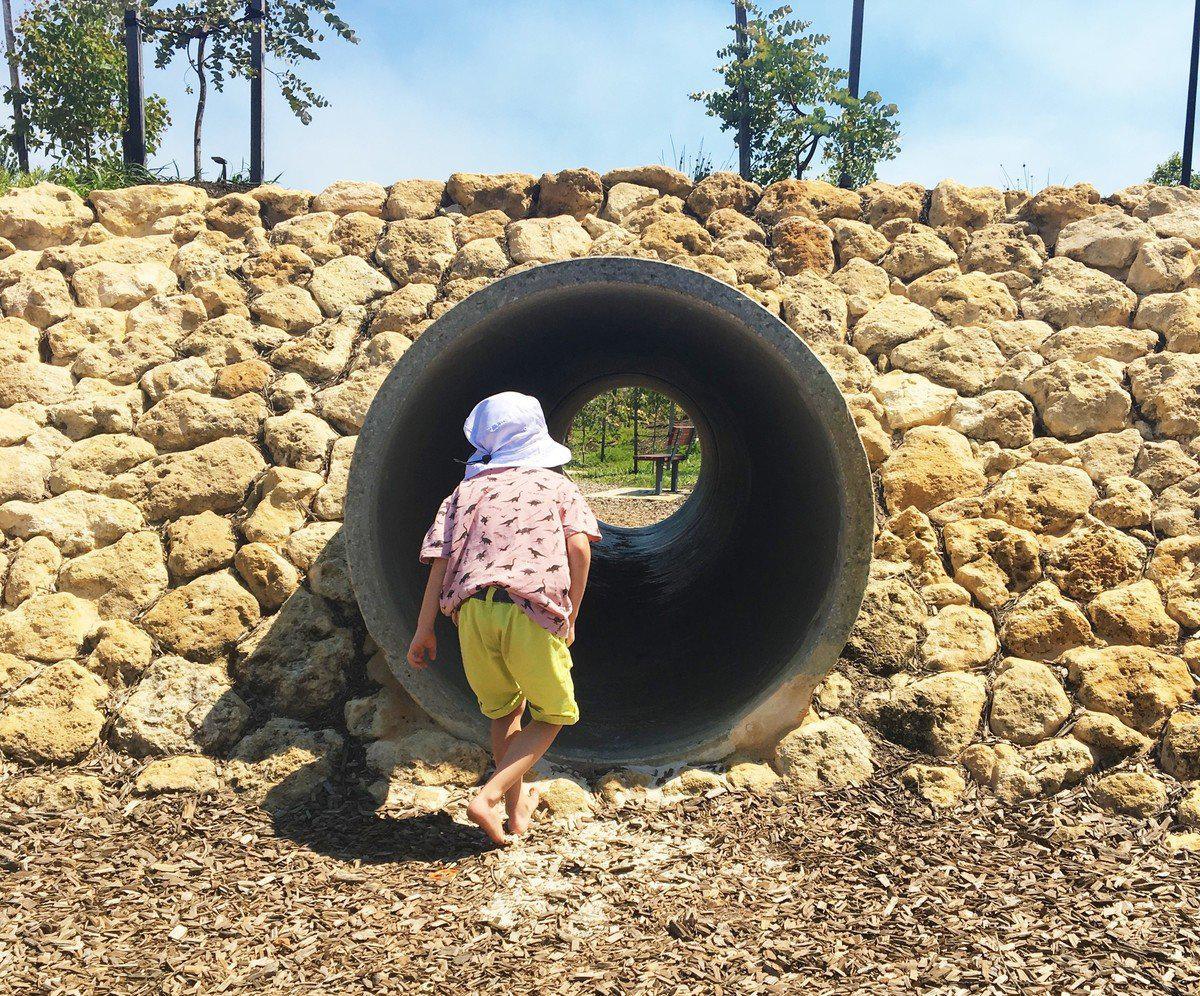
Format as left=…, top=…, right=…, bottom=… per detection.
left=407, top=392, right=600, bottom=845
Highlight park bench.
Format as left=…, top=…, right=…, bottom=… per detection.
left=636, top=422, right=697, bottom=495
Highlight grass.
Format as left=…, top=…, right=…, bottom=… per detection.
left=566, top=422, right=702, bottom=490
left=0, top=157, right=169, bottom=198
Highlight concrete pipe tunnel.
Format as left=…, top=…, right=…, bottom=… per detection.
left=345, top=257, right=874, bottom=768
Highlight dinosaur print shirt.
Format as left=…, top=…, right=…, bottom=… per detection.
left=420, top=467, right=601, bottom=637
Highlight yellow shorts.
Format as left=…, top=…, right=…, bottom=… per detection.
left=457, top=588, right=579, bottom=726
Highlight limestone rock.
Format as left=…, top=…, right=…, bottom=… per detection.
left=920, top=605, right=997, bottom=671
left=1017, top=183, right=1102, bottom=248
left=235, top=587, right=352, bottom=717
left=948, top=391, right=1035, bottom=448
left=928, top=180, right=1004, bottom=230
left=962, top=224, right=1048, bottom=279
left=1094, top=476, right=1153, bottom=529
left=1179, top=786, right=1200, bottom=827
left=134, top=755, right=221, bottom=795
left=446, top=172, right=536, bottom=219
left=754, top=179, right=860, bottom=226
left=972, top=738, right=1095, bottom=801
left=308, top=255, right=393, bottom=316
left=881, top=425, right=985, bottom=513
left=844, top=567, right=926, bottom=673
left=901, top=764, right=966, bottom=808
left=313, top=435, right=354, bottom=521
left=989, top=658, right=1071, bottom=745
left=530, top=168, right=601, bottom=218
left=164, top=510, right=236, bottom=582
left=860, top=181, right=924, bottom=227
left=0, top=660, right=107, bottom=764
left=1147, top=535, right=1200, bottom=628
left=982, top=462, right=1096, bottom=534
left=864, top=672, right=987, bottom=757
left=907, top=268, right=1017, bottom=327
left=880, top=228, right=957, bottom=281
left=0, top=591, right=99, bottom=663
left=869, top=370, right=956, bottom=430
left=1137, top=440, right=1200, bottom=495
left=251, top=285, right=322, bottom=332
left=1128, top=352, right=1200, bottom=440
left=850, top=295, right=940, bottom=357
left=311, top=179, right=385, bottom=217
left=1092, top=771, right=1168, bottom=817
left=240, top=466, right=323, bottom=545
left=3, top=772, right=105, bottom=809
left=0, top=445, right=50, bottom=503
left=771, top=216, right=834, bottom=275
left=1071, top=710, right=1152, bottom=765
left=685, top=172, right=761, bottom=219
left=57, top=530, right=168, bottom=620
left=1023, top=254, right=1139, bottom=330
left=0, top=183, right=92, bottom=249
left=639, top=214, right=713, bottom=259
left=891, top=327, right=1007, bottom=396
left=136, top=390, right=265, bottom=453
left=828, top=257, right=889, bottom=319
left=376, top=216, right=456, bottom=285
left=1128, top=237, right=1196, bottom=294
left=263, top=411, right=337, bottom=472
left=773, top=716, right=874, bottom=790
left=233, top=542, right=301, bottom=611
left=1088, top=580, right=1179, bottom=648
left=725, top=761, right=781, bottom=793
left=4, top=536, right=61, bottom=607
left=89, top=185, right=206, bottom=236
left=226, top=718, right=344, bottom=812
left=142, top=570, right=261, bottom=662
left=1055, top=209, right=1155, bottom=271
left=778, top=272, right=848, bottom=344
left=108, top=437, right=266, bottom=522
left=506, top=215, right=591, bottom=264
left=1041, top=518, right=1144, bottom=604
left=250, top=184, right=312, bottom=227
left=1063, top=645, right=1193, bottom=734
left=446, top=237, right=508, bottom=280
left=0, top=490, right=144, bottom=556
left=369, top=284, right=436, bottom=336
left=366, top=728, right=488, bottom=787
left=999, top=581, right=1092, bottom=660
left=1160, top=711, right=1200, bottom=781
left=383, top=179, right=444, bottom=221
left=1, top=268, right=74, bottom=328
left=110, top=655, right=248, bottom=757
left=86, top=619, right=153, bottom=686
left=1155, top=474, right=1200, bottom=537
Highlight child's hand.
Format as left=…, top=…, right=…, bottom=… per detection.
left=564, top=621, right=576, bottom=647
left=407, top=628, right=436, bottom=669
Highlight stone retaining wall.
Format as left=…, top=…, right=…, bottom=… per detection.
left=0, top=168, right=1197, bottom=824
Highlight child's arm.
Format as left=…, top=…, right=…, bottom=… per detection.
left=564, top=532, right=592, bottom=647
left=407, top=557, right=448, bottom=669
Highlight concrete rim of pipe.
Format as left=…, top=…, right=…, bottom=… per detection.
left=345, top=257, right=874, bottom=769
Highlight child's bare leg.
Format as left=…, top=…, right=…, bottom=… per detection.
left=489, top=702, right=529, bottom=828
left=467, top=721, right=561, bottom=845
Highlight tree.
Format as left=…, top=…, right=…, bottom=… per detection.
left=692, top=3, right=900, bottom=186
left=1, top=0, right=169, bottom=167
left=142, top=0, right=356, bottom=180
left=1149, top=152, right=1200, bottom=189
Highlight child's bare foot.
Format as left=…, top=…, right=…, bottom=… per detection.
left=507, top=785, right=540, bottom=835
left=466, top=794, right=510, bottom=846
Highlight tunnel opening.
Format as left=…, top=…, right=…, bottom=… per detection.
left=345, top=257, right=873, bottom=768
left=564, top=382, right=704, bottom=529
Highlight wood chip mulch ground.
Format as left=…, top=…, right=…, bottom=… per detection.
left=3, top=776, right=1198, bottom=996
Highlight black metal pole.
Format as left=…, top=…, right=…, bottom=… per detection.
left=3, top=0, right=28, bottom=171
left=249, top=0, right=265, bottom=184
left=838, top=0, right=865, bottom=189
left=733, top=0, right=751, bottom=181
left=630, top=388, right=640, bottom=474
left=122, top=6, right=146, bottom=168
left=1184, top=0, right=1200, bottom=186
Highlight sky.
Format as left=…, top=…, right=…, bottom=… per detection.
left=14, top=0, right=1199, bottom=193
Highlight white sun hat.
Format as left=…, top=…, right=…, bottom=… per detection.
left=462, top=391, right=573, bottom=480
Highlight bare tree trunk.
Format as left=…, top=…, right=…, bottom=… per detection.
left=2, top=0, right=28, bottom=171
left=192, top=33, right=208, bottom=180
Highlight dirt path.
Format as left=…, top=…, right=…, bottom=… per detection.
left=4, top=776, right=1198, bottom=995
left=577, top=480, right=690, bottom=529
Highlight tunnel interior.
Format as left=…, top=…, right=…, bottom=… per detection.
left=346, top=259, right=872, bottom=767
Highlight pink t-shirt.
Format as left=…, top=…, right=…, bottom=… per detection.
left=420, top=467, right=601, bottom=637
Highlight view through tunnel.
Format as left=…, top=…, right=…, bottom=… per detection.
left=345, top=258, right=874, bottom=768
